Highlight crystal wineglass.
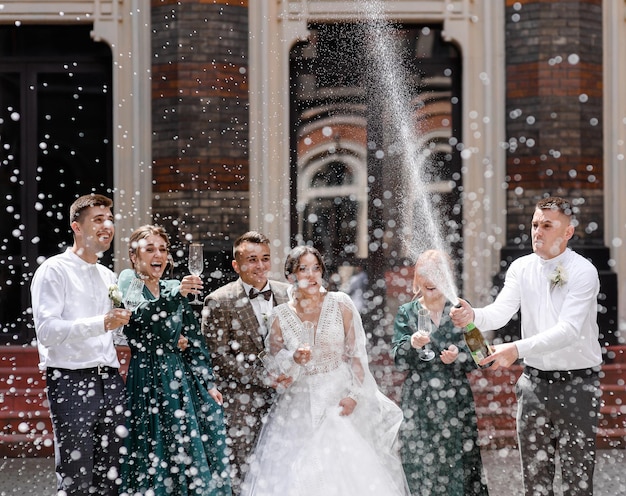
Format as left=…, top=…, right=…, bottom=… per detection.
left=123, top=278, right=145, bottom=312
left=417, top=307, right=435, bottom=361
left=188, top=243, right=204, bottom=304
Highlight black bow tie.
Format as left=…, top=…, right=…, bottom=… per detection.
left=249, top=288, right=272, bottom=301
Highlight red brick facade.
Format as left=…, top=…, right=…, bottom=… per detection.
left=504, top=0, right=604, bottom=243
left=150, top=0, right=250, bottom=251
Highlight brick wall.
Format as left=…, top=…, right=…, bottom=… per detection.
left=150, top=0, right=250, bottom=255
left=504, top=0, right=603, bottom=246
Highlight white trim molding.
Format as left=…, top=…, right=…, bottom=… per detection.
left=603, top=0, right=626, bottom=331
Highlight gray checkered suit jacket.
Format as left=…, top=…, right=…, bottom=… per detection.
left=202, top=278, right=290, bottom=487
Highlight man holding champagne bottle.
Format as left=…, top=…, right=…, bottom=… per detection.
left=451, top=196, right=602, bottom=496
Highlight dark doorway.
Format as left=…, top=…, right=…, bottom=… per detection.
left=0, top=25, right=113, bottom=344
left=289, top=23, right=462, bottom=331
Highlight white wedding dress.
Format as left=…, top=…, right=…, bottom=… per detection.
left=241, top=291, right=408, bottom=496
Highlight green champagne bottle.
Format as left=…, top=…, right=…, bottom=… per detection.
left=463, top=322, right=493, bottom=368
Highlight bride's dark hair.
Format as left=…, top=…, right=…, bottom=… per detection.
left=284, top=245, right=328, bottom=282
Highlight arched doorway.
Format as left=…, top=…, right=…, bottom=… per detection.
left=289, top=22, right=462, bottom=324
left=0, top=25, right=113, bottom=343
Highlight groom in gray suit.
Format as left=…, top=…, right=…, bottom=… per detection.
left=202, top=231, right=290, bottom=493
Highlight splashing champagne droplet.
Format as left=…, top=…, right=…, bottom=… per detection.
left=359, top=0, right=459, bottom=304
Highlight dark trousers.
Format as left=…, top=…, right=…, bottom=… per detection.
left=46, top=367, right=127, bottom=496
left=516, top=369, right=601, bottom=496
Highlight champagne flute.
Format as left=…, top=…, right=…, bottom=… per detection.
left=258, top=350, right=281, bottom=379
left=298, top=321, right=315, bottom=370
left=123, top=278, right=145, bottom=312
left=188, top=243, right=204, bottom=304
left=417, top=308, right=435, bottom=361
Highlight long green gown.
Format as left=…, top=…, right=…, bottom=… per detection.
left=118, top=269, right=231, bottom=496
left=392, top=300, right=489, bottom=496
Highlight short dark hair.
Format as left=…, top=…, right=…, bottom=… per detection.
left=69, top=194, right=113, bottom=223
left=536, top=196, right=572, bottom=217
left=233, top=231, right=270, bottom=258
left=284, top=245, right=328, bottom=281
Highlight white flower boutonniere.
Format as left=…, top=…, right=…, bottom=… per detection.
left=549, top=264, right=567, bottom=291
left=108, top=284, right=123, bottom=308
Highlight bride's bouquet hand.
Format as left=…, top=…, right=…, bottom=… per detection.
left=339, top=397, right=356, bottom=416
left=273, top=373, right=294, bottom=390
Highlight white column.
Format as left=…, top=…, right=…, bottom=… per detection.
left=92, top=0, right=152, bottom=267
left=603, top=0, right=626, bottom=332
left=248, top=2, right=310, bottom=278
left=443, top=2, right=507, bottom=305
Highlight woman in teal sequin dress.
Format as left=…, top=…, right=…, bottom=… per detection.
left=392, top=250, right=488, bottom=496
left=119, top=225, right=231, bottom=496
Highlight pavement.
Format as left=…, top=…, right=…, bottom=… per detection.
left=1, top=448, right=625, bottom=495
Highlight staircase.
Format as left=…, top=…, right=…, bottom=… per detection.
left=470, top=346, right=626, bottom=449
left=2, top=345, right=626, bottom=456
left=0, top=345, right=130, bottom=457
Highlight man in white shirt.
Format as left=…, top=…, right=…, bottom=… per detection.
left=451, top=196, right=602, bottom=496
left=31, top=194, right=130, bottom=495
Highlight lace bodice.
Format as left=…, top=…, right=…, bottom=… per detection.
left=273, top=295, right=348, bottom=374
left=244, top=291, right=409, bottom=496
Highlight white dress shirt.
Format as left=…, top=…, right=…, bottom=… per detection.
left=31, top=248, right=121, bottom=370
left=474, top=248, right=602, bottom=371
left=242, top=281, right=274, bottom=334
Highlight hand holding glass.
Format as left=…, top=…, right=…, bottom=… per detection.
left=296, top=321, right=315, bottom=368
left=416, top=308, right=435, bottom=361
left=123, top=278, right=145, bottom=312
left=188, top=243, right=204, bottom=304
left=258, top=350, right=281, bottom=379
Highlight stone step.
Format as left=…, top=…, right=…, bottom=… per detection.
left=0, top=432, right=54, bottom=457
left=0, top=347, right=41, bottom=369
left=2, top=345, right=626, bottom=456
left=0, top=345, right=130, bottom=457
left=599, top=364, right=626, bottom=384
left=604, top=346, right=626, bottom=364
left=0, top=369, right=46, bottom=390
left=0, top=389, right=49, bottom=413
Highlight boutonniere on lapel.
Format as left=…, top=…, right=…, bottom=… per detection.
left=548, top=264, right=567, bottom=291
left=108, top=284, right=123, bottom=308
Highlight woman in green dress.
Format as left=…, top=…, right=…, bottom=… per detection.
left=392, top=250, right=488, bottom=496
left=119, top=225, right=231, bottom=495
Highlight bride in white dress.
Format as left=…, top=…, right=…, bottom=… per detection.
left=241, top=246, right=408, bottom=496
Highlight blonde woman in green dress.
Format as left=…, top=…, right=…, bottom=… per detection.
left=119, top=225, right=231, bottom=495
left=392, top=250, right=488, bottom=496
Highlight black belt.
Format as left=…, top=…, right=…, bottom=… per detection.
left=524, top=365, right=599, bottom=382
left=47, top=365, right=119, bottom=377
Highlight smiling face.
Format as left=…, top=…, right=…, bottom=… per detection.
left=131, top=234, right=169, bottom=282
left=292, top=252, right=324, bottom=294
left=232, top=241, right=271, bottom=289
left=71, top=204, right=115, bottom=261
left=531, top=207, right=574, bottom=260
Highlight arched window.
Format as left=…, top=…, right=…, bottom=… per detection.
left=290, top=23, right=461, bottom=280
